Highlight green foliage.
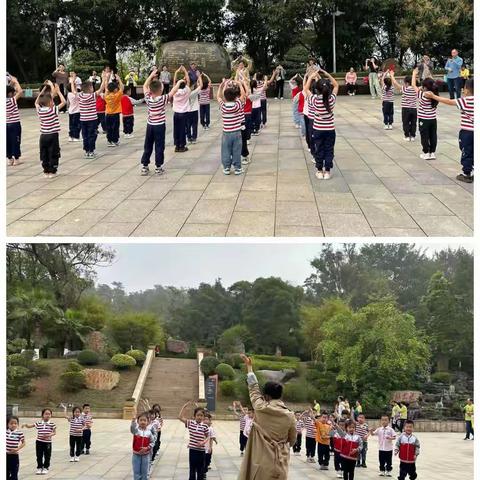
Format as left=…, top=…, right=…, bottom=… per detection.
left=69, top=50, right=108, bottom=81
left=126, top=349, right=147, bottom=365
left=31, top=360, right=50, bottom=378
left=8, top=353, right=26, bottom=367
left=66, top=361, right=84, bottom=373
left=200, top=356, right=220, bottom=377
left=234, top=372, right=266, bottom=405
left=248, top=355, right=300, bottom=373
left=223, top=353, right=244, bottom=369
left=77, top=350, right=100, bottom=366
left=218, top=324, right=251, bottom=353
left=22, top=349, right=35, bottom=361
left=111, top=353, right=136, bottom=370
left=283, top=379, right=320, bottom=403
left=47, top=348, right=60, bottom=359
left=59, top=371, right=86, bottom=392
left=215, top=363, right=236, bottom=380
left=7, top=365, right=34, bottom=396
left=431, top=371, right=453, bottom=384
left=7, top=338, right=27, bottom=354
left=252, top=354, right=300, bottom=363
left=219, top=380, right=236, bottom=397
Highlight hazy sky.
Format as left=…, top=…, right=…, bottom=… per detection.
left=93, top=241, right=472, bottom=292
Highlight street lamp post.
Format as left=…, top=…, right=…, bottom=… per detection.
left=332, top=10, right=345, bottom=73
left=44, top=20, right=58, bottom=68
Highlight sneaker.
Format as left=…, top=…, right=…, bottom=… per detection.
left=379, top=472, right=385, bottom=477
left=234, top=168, right=243, bottom=175
left=252, top=132, right=260, bottom=136
left=206, top=126, right=210, bottom=130
left=337, top=473, right=343, bottom=478
left=315, top=170, right=323, bottom=180
left=410, top=136, right=416, bottom=142
left=456, top=173, right=473, bottom=183
left=191, top=140, right=197, bottom=144
left=68, top=137, right=74, bottom=142
left=74, top=457, right=79, bottom=462
left=73, top=138, right=81, bottom=142
left=361, top=464, right=367, bottom=468
left=247, top=140, right=251, bottom=145
left=42, top=468, right=49, bottom=474
left=107, top=142, right=115, bottom=147
left=223, top=168, right=231, bottom=175
left=44, top=173, right=50, bottom=178
left=69, top=457, right=75, bottom=462
left=281, top=97, right=284, bottom=100
left=429, top=152, right=436, bottom=159
left=155, top=167, right=164, bottom=175
left=84, top=152, right=90, bottom=158
left=385, top=472, right=392, bottom=477
left=420, top=153, right=430, bottom=160
left=310, top=157, right=316, bottom=164
left=383, top=125, right=389, bottom=130
left=124, top=133, right=130, bottom=138
left=7, top=158, right=14, bottom=166
left=36, top=468, right=43, bottom=474
left=85, top=450, right=90, bottom=455
left=241, top=156, right=250, bottom=165
left=388, top=125, right=393, bottom=130
left=13, top=159, right=22, bottom=166
left=113, top=142, right=120, bottom=147
left=141, top=166, right=149, bottom=176
left=404, top=137, right=410, bottom=141
left=323, top=171, right=331, bottom=180
left=174, top=147, right=180, bottom=152
left=240, top=451, right=244, bottom=456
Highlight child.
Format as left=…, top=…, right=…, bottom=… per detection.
left=412, top=68, right=439, bottom=160
left=332, top=419, right=346, bottom=478
left=304, top=68, right=339, bottom=180
left=217, top=78, right=246, bottom=175
left=232, top=401, right=248, bottom=455
left=6, top=74, right=23, bottom=166
left=186, top=75, right=202, bottom=144
left=104, top=74, right=124, bottom=147
left=354, top=413, right=370, bottom=468
left=314, top=411, right=332, bottom=470
left=303, top=73, right=315, bottom=158
left=199, top=74, right=212, bottom=129
left=340, top=419, right=363, bottom=480
left=394, top=420, right=420, bottom=480
left=22, top=408, right=56, bottom=474
left=380, top=72, right=395, bottom=129
left=7, top=415, right=25, bottom=480
left=389, top=73, right=417, bottom=141
left=172, top=65, right=191, bottom=152
left=249, top=79, right=262, bottom=136
left=237, top=76, right=252, bottom=165
left=150, top=404, right=164, bottom=463
left=67, top=75, right=81, bottom=143
left=35, top=81, right=66, bottom=177
left=81, top=404, right=93, bottom=455
left=131, top=410, right=155, bottom=480
left=292, top=411, right=304, bottom=456
left=255, top=69, right=276, bottom=128
left=243, top=408, right=254, bottom=439
left=121, top=86, right=144, bottom=138
left=178, top=401, right=209, bottom=480
left=63, top=405, right=85, bottom=462
left=96, top=94, right=107, bottom=134
left=424, top=78, right=474, bottom=183
left=371, top=414, right=396, bottom=477
left=203, top=413, right=217, bottom=476
left=289, top=74, right=303, bottom=129
left=301, top=409, right=317, bottom=463
left=345, top=68, right=357, bottom=96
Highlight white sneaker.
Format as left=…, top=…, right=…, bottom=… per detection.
left=69, top=457, right=75, bottom=462
left=223, top=168, right=231, bottom=175
left=420, top=153, right=430, bottom=160
left=36, top=468, right=43, bottom=474
left=379, top=473, right=385, bottom=477
left=310, top=156, right=316, bottom=164
left=281, top=97, right=284, bottom=100
left=241, top=156, right=250, bottom=165
left=74, top=457, right=79, bottom=462
left=337, top=474, right=343, bottom=478
left=73, top=138, right=80, bottom=142
left=240, top=451, right=244, bottom=456
left=384, top=125, right=389, bottom=130
left=385, top=473, right=392, bottom=477
left=410, top=137, right=416, bottom=142
left=315, top=170, right=323, bottom=180
left=404, top=137, right=410, bottom=141
left=68, top=137, right=74, bottom=142
left=323, top=171, right=331, bottom=180
left=388, top=125, right=393, bottom=130
left=42, top=468, right=49, bottom=474
left=429, top=152, right=436, bottom=159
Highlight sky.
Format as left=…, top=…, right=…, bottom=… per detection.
left=92, top=241, right=472, bottom=293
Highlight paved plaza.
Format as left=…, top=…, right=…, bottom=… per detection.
left=7, top=96, right=473, bottom=237
left=18, top=418, right=473, bottom=479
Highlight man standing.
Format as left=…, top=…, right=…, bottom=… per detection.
left=463, top=398, right=474, bottom=440
left=364, top=57, right=381, bottom=99
left=445, top=48, right=463, bottom=99
left=275, top=64, right=286, bottom=99
left=238, top=355, right=296, bottom=480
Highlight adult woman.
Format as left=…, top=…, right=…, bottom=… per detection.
left=88, top=71, right=101, bottom=87
left=275, top=64, right=286, bottom=99
left=364, top=57, right=381, bottom=98
left=125, top=70, right=138, bottom=99
left=418, top=55, right=434, bottom=81
left=52, top=63, right=69, bottom=112
left=159, top=65, right=171, bottom=94
left=232, top=57, right=252, bottom=81
left=345, top=67, right=357, bottom=95
left=353, top=400, right=363, bottom=420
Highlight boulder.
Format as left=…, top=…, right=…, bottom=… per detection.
left=85, top=331, right=108, bottom=354
left=166, top=338, right=189, bottom=354
left=84, top=369, right=120, bottom=391
left=391, top=390, right=423, bottom=404
left=257, top=370, right=287, bottom=383
left=63, top=350, right=81, bottom=359
left=157, top=41, right=231, bottom=82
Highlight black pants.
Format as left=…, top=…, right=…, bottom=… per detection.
left=275, top=79, right=284, bottom=98
left=334, top=451, right=342, bottom=471
left=251, top=107, right=261, bottom=133
left=69, top=112, right=81, bottom=139
left=342, top=458, right=356, bottom=480
left=305, top=436, right=316, bottom=458
left=465, top=419, right=474, bottom=438
left=346, top=83, right=356, bottom=94
left=39, top=133, right=60, bottom=173
left=81, top=119, right=98, bottom=153
left=293, top=433, right=302, bottom=453
left=58, top=84, right=67, bottom=112
left=260, top=99, right=267, bottom=125
left=6, top=121, right=21, bottom=159
left=304, top=116, right=312, bottom=153
left=36, top=440, right=52, bottom=469
left=123, top=115, right=134, bottom=134
left=106, top=113, right=120, bottom=143
left=186, top=110, right=199, bottom=141
left=459, top=129, right=474, bottom=175
left=419, top=118, right=437, bottom=153
left=69, top=435, right=82, bottom=457
left=173, top=112, right=187, bottom=148
left=317, top=443, right=330, bottom=466
left=239, top=431, right=248, bottom=452
left=357, top=441, right=367, bottom=466
left=152, top=431, right=161, bottom=461
left=97, top=112, right=106, bottom=132
left=312, top=129, right=336, bottom=171
left=141, top=123, right=166, bottom=167
left=402, top=108, right=417, bottom=138
left=378, top=450, right=392, bottom=472
left=128, top=83, right=136, bottom=100
left=7, top=454, right=19, bottom=480
left=382, top=101, right=394, bottom=125
left=82, top=429, right=91, bottom=451
left=398, top=461, right=417, bottom=480
left=200, top=104, right=210, bottom=127
left=162, top=83, right=170, bottom=94
left=204, top=452, right=212, bottom=473
left=189, top=448, right=205, bottom=480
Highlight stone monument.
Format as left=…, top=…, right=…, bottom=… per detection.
left=157, top=41, right=231, bottom=82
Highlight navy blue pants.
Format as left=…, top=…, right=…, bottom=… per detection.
left=459, top=129, right=473, bottom=175
left=402, top=108, right=417, bottom=138
left=200, top=104, right=210, bottom=127
left=7, top=453, right=19, bottom=480
left=123, top=115, right=134, bottom=134
left=260, top=99, right=267, bottom=125
left=251, top=107, right=261, bottom=133
left=39, top=133, right=60, bottom=173
left=69, top=112, right=81, bottom=139
left=312, top=129, right=336, bottom=171
left=106, top=113, right=120, bottom=143
left=81, top=119, right=98, bottom=153
left=6, top=121, right=21, bottom=159
left=141, top=123, right=166, bottom=167
left=97, top=112, right=106, bottom=132
left=173, top=112, right=187, bottom=148
left=304, top=116, right=313, bottom=153
left=186, top=110, right=198, bottom=141
left=241, top=114, right=252, bottom=157
left=382, top=101, right=394, bottom=125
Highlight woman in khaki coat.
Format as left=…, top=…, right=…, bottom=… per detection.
left=238, top=355, right=297, bottom=480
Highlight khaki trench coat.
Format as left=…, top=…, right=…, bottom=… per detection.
left=238, top=379, right=297, bottom=480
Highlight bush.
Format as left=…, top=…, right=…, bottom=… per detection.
left=253, top=354, right=301, bottom=363
left=126, top=349, right=146, bottom=365
left=7, top=365, right=34, bottom=396
left=7, top=338, right=28, bottom=354
left=77, top=350, right=100, bottom=366
left=242, top=357, right=300, bottom=373
left=59, top=371, right=86, bottom=392
left=234, top=372, right=266, bottom=404
left=31, top=360, right=50, bottom=378
left=111, top=353, right=137, bottom=370
left=47, top=348, right=59, bottom=359
left=220, top=380, right=236, bottom=397
left=282, top=380, right=320, bottom=403
left=8, top=353, right=27, bottom=367
left=22, top=349, right=35, bottom=361
left=215, top=363, right=236, bottom=380
left=66, top=361, right=84, bottom=373
left=431, top=371, right=453, bottom=384
left=200, top=356, right=220, bottom=377
left=223, top=353, right=243, bottom=369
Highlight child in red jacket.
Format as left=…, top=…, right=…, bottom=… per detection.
left=121, top=86, right=144, bottom=138
left=394, top=420, right=420, bottom=480
left=96, top=95, right=106, bottom=134
left=130, top=410, right=155, bottom=480
left=340, top=420, right=363, bottom=480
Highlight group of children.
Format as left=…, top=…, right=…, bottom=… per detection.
left=6, top=404, right=93, bottom=480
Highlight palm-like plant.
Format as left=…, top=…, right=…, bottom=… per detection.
left=55, top=309, right=94, bottom=351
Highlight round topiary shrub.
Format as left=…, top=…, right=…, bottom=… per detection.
left=111, top=353, right=137, bottom=370
left=200, top=356, right=220, bottom=377
left=21, top=349, right=35, bottom=361
left=8, top=353, right=27, bottom=367
left=59, top=371, right=86, bottom=392
left=431, top=371, right=453, bottom=384
left=215, top=363, right=236, bottom=380
left=66, top=361, right=84, bottom=373
left=224, top=353, right=243, bottom=369
left=77, top=350, right=100, bottom=366
left=219, top=380, right=236, bottom=397
left=31, top=360, right=50, bottom=378
left=126, top=349, right=146, bottom=365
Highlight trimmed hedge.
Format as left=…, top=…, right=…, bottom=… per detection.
left=66, top=361, right=84, bottom=373
left=59, top=371, right=86, bottom=392
left=215, top=363, right=236, bottom=380
left=223, top=353, right=243, bottom=369
left=431, top=371, right=453, bottom=384
left=126, top=349, right=146, bottom=365
left=244, top=357, right=300, bottom=373
left=8, top=353, right=26, bottom=367
left=111, top=353, right=136, bottom=369
left=283, top=380, right=321, bottom=403
left=200, top=356, right=220, bottom=377
left=219, top=380, right=236, bottom=397
left=77, top=350, right=100, bottom=366
left=31, top=360, right=50, bottom=377
left=253, top=354, right=301, bottom=363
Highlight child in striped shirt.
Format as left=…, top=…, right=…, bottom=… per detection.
left=390, top=72, right=417, bottom=141
left=131, top=410, right=155, bottom=480
left=178, top=401, right=210, bottom=480
left=199, top=73, right=212, bottom=129
left=292, top=411, right=304, bottom=455
left=380, top=72, right=395, bottom=129
left=233, top=401, right=248, bottom=455
left=7, top=415, right=25, bottom=480
left=67, top=75, right=81, bottom=142
left=150, top=404, right=164, bottom=463
left=186, top=75, right=203, bottom=144
left=300, top=409, right=317, bottom=463
left=6, top=75, right=23, bottom=166
left=203, top=413, right=218, bottom=475
left=23, top=408, right=56, bottom=474
left=354, top=413, right=370, bottom=468
left=63, top=405, right=85, bottom=462
left=255, top=70, right=276, bottom=128
left=81, top=404, right=93, bottom=455
left=340, top=420, right=363, bottom=480
left=424, top=78, right=474, bottom=183
left=35, top=80, right=66, bottom=177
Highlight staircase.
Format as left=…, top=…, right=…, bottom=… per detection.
left=140, top=357, right=199, bottom=418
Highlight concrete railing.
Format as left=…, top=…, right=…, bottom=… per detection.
left=197, top=351, right=205, bottom=401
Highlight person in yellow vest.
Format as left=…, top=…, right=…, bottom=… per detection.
left=398, top=402, right=408, bottom=432
left=463, top=398, right=474, bottom=440
left=313, top=400, right=321, bottom=415
left=460, top=65, right=470, bottom=93
left=391, top=401, right=401, bottom=431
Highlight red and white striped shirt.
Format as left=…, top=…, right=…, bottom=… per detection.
left=220, top=99, right=244, bottom=132
left=354, top=422, right=369, bottom=440
left=78, top=92, right=97, bottom=122
left=81, top=414, right=93, bottom=429
left=312, top=94, right=336, bottom=131
left=35, top=421, right=56, bottom=443
left=6, top=429, right=24, bottom=452
left=6, top=97, right=20, bottom=124
left=456, top=96, right=474, bottom=131
left=186, top=420, right=209, bottom=451
left=417, top=91, right=437, bottom=120
left=303, top=416, right=316, bottom=438
left=199, top=88, right=211, bottom=105
left=401, top=85, right=417, bottom=109
left=37, top=106, right=60, bottom=134
left=68, top=416, right=85, bottom=437
left=382, top=85, right=394, bottom=102
left=306, top=95, right=315, bottom=120
left=296, top=419, right=304, bottom=434
left=257, top=81, right=267, bottom=100
left=145, top=93, right=168, bottom=126
left=238, top=413, right=246, bottom=431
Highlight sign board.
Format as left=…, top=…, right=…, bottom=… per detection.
left=205, top=376, right=217, bottom=412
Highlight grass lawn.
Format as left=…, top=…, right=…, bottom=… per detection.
left=8, top=359, right=141, bottom=409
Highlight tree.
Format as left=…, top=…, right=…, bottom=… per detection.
left=218, top=324, right=252, bottom=353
